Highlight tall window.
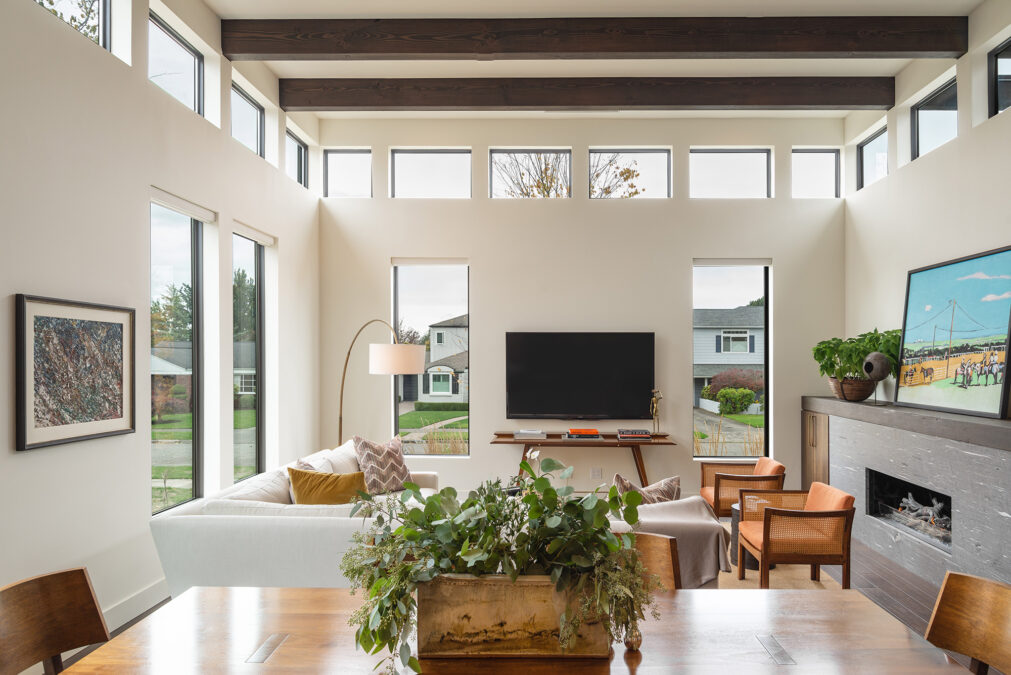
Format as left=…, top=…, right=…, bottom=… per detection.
left=325, top=150, right=372, bottom=198
left=912, top=79, right=957, bottom=160
left=35, top=0, right=109, bottom=48
left=792, top=149, right=840, bottom=199
left=148, top=13, right=202, bottom=114
left=988, top=37, right=1011, bottom=117
left=286, top=131, right=309, bottom=188
left=233, top=234, right=264, bottom=482
left=689, top=150, right=771, bottom=199
left=393, top=264, right=469, bottom=456
left=857, top=128, right=888, bottom=190
left=589, top=149, right=670, bottom=199
left=692, top=265, right=768, bottom=458
left=150, top=204, right=202, bottom=513
left=231, top=85, right=264, bottom=157
left=490, top=150, right=571, bottom=198
left=392, top=150, right=471, bottom=198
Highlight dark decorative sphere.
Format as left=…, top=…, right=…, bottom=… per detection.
left=863, top=352, right=891, bottom=381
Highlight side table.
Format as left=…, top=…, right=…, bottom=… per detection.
left=729, top=503, right=774, bottom=571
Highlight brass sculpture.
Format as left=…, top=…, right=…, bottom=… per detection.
left=650, top=389, right=663, bottom=435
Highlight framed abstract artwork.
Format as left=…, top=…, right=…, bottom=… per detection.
left=16, top=294, right=136, bottom=450
left=895, top=246, right=1011, bottom=418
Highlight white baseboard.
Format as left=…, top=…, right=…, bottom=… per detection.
left=102, top=576, right=170, bottom=631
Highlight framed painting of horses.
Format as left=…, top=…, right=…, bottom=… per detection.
left=895, top=245, right=1011, bottom=418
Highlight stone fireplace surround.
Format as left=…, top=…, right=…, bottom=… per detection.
left=802, top=396, right=1010, bottom=588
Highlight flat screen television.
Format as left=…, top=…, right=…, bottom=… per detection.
left=506, top=332, right=654, bottom=419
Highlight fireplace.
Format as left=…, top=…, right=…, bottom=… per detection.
left=865, top=469, right=952, bottom=553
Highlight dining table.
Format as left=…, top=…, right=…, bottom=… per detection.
left=67, top=586, right=964, bottom=673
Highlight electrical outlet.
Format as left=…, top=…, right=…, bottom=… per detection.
left=590, top=467, right=603, bottom=480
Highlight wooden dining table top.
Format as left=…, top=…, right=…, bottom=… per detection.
left=67, top=586, right=963, bottom=674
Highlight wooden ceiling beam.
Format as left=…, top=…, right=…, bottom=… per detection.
left=279, top=77, right=895, bottom=111
left=224, top=17, right=967, bottom=61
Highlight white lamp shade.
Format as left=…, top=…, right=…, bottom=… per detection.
left=369, top=343, right=427, bottom=375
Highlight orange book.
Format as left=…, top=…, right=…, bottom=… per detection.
left=568, top=428, right=599, bottom=435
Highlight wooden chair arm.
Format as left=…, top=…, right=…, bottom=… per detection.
left=699, top=461, right=757, bottom=488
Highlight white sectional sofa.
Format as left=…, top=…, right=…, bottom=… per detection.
left=150, top=441, right=438, bottom=597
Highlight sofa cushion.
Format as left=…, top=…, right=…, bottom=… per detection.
left=805, top=482, right=855, bottom=512
left=354, top=436, right=411, bottom=495
left=288, top=455, right=335, bottom=503
left=202, top=499, right=358, bottom=518
left=613, top=473, right=681, bottom=504
left=323, top=440, right=360, bottom=475
left=754, top=457, right=786, bottom=477
left=229, top=469, right=292, bottom=504
left=288, top=467, right=366, bottom=505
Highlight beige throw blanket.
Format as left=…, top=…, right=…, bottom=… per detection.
left=610, top=496, right=730, bottom=589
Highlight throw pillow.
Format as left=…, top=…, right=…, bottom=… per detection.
left=613, top=474, right=681, bottom=505
left=288, top=457, right=332, bottom=503
left=353, top=436, right=411, bottom=495
left=287, top=467, right=367, bottom=505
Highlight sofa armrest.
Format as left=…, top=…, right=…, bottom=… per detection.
left=409, top=472, right=439, bottom=491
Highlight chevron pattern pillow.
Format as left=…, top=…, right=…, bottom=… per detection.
left=353, top=436, right=411, bottom=495
left=613, top=474, right=681, bottom=505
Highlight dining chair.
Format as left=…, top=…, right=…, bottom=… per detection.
left=699, top=457, right=786, bottom=517
left=0, top=567, right=110, bottom=675
left=631, top=532, right=682, bottom=592
left=736, top=482, right=855, bottom=589
left=924, top=571, right=1011, bottom=675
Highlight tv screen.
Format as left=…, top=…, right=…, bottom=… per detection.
left=506, top=332, right=654, bottom=419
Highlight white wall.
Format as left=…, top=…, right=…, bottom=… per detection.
left=320, top=117, right=846, bottom=495
left=0, top=0, right=319, bottom=634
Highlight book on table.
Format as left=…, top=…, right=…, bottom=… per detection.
left=565, top=428, right=602, bottom=440
left=617, top=428, right=652, bottom=440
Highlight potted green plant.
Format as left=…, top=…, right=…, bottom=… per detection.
left=340, top=455, right=660, bottom=673
left=812, top=328, right=901, bottom=401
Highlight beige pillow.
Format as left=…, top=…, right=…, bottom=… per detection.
left=613, top=474, right=681, bottom=505
left=228, top=469, right=292, bottom=504
left=323, top=440, right=360, bottom=475
left=353, top=436, right=411, bottom=495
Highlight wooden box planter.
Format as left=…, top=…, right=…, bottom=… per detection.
left=416, top=574, right=611, bottom=658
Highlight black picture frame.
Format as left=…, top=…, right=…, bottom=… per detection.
left=894, top=246, right=1011, bottom=419
left=16, top=294, right=137, bottom=451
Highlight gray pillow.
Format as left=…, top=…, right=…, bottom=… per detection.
left=353, top=436, right=411, bottom=495
left=613, top=474, right=681, bottom=504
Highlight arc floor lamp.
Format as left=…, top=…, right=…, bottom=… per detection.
left=338, top=319, right=426, bottom=444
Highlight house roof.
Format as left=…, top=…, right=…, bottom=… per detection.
left=152, top=341, right=256, bottom=371
left=427, top=351, right=469, bottom=372
left=430, top=313, right=468, bottom=328
left=151, top=354, right=189, bottom=376
left=694, top=364, right=763, bottom=379
left=693, top=306, right=764, bottom=328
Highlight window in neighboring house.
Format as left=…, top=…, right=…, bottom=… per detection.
left=722, top=330, right=751, bottom=353
left=148, top=12, right=203, bottom=114
left=490, top=150, right=571, bottom=198
left=35, top=0, right=110, bottom=48
left=792, top=149, right=840, bottom=199
left=857, top=127, right=888, bottom=190
left=150, top=203, right=202, bottom=513
left=233, top=234, right=264, bottom=483
left=286, top=131, right=309, bottom=188
left=912, top=79, right=957, bottom=160
left=393, top=263, right=469, bottom=455
left=589, top=149, right=670, bottom=199
left=989, top=37, right=1011, bottom=117
left=392, top=150, right=471, bottom=198
left=689, top=150, right=771, bottom=198
left=325, top=150, right=372, bottom=198
left=231, top=85, right=264, bottom=157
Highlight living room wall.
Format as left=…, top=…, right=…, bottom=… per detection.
left=0, top=0, right=319, bottom=631
left=320, top=116, right=847, bottom=496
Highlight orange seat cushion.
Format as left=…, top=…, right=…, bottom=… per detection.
left=753, top=456, right=786, bottom=476
left=700, top=486, right=716, bottom=508
left=739, top=521, right=764, bottom=550
left=805, top=482, right=855, bottom=512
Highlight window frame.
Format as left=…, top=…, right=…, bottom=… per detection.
left=148, top=11, right=204, bottom=116
left=688, top=148, right=772, bottom=199
left=231, top=84, right=265, bottom=158
left=391, top=149, right=472, bottom=199
left=988, top=36, right=1011, bottom=118
left=232, top=234, right=266, bottom=482
left=911, top=78, right=957, bottom=161
left=588, top=148, right=671, bottom=199
left=286, top=130, right=309, bottom=188
left=856, top=126, right=887, bottom=191
left=489, top=148, right=572, bottom=199
left=791, top=148, right=840, bottom=199
left=323, top=149, right=373, bottom=198
left=721, top=329, right=750, bottom=354
left=36, top=0, right=111, bottom=49
left=430, top=372, right=452, bottom=395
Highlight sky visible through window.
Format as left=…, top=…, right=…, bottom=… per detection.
left=231, top=88, right=260, bottom=154
left=36, top=0, right=100, bottom=43
left=149, top=18, right=197, bottom=110
left=690, top=151, right=769, bottom=198
left=860, top=130, right=888, bottom=188
left=693, top=266, right=765, bottom=308
left=396, top=265, right=468, bottom=337
left=327, top=152, right=371, bottom=197
left=590, top=150, right=669, bottom=198
left=792, top=152, right=837, bottom=199
left=393, top=152, right=471, bottom=198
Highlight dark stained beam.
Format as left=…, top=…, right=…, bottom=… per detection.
left=224, top=17, right=967, bottom=61
left=279, top=77, right=894, bottom=111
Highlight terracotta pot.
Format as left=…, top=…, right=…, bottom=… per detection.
left=827, top=377, right=877, bottom=402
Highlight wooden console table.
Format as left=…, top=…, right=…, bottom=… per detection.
left=491, top=431, right=675, bottom=486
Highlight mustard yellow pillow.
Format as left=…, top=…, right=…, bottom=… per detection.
left=287, top=467, right=367, bottom=505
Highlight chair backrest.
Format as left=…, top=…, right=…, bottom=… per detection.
left=753, top=457, right=786, bottom=477
left=0, top=568, right=110, bottom=674
left=924, top=572, right=1011, bottom=675
left=804, top=482, right=855, bottom=511
left=631, top=533, right=682, bottom=592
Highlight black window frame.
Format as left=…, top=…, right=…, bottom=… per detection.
left=791, top=148, right=841, bottom=199
left=233, top=234, right=266, bottom=482
left=392, top=149, right=473, bottom=199
left=231, top=84, right=265, bottom=158
left=856, top=126, right=887, bottom=191
left=911, top=78, right=957, bottom=161
left=588, top=148, right=672, bottom=199
left=688, top=148, right=772, bottom=199
left=323, top=149, right=373, bottom=198
left=988, top=36, right=1011, bottom=118
left=286, top=130, right=309, bottom=188
left=489, top=148, right=572, bottom=199
left=148, top=11, right=204, bottom=116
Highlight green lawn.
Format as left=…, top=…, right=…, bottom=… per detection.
left=442, top=417, right=469, bottom=429
left=725, top=414, right=765, bottom=428
left=152, top=411, right=257, bottom=440
left=397, top=410, right=466, bottom=429
left=151, top=487, right=192, bottom=513
left=693, top=431, right=708, bottom=439
left=152, top=465, right=191, bottom=479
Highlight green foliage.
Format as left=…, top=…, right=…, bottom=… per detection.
left=339, top=457, right=659, bottom=673
left=716, top=387, right=755, bottom=415
left=758, top=393, right=766, bottom=413
left=812, top=329, right=902, bottom=380
left=413, top=402, right=469, bottom=412
left=37, top=0, right=100, bottom=43
left=233, top=268, right=257, bottom=342
left=238, top=394, right=256, bottom=410
left=747, top=296, right=765, bottom=306
left=700, top=384, right=714, bottom=401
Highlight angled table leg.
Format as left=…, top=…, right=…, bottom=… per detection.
left=631, top=445, right=648, bottom=486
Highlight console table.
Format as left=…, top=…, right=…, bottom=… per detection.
left=491, top=431, right=675, bottom=486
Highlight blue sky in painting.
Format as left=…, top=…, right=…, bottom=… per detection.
left=904, top=249, right=1011, bottom=344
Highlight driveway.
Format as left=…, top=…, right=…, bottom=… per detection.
left=693, top=407, right=763, bottom=455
